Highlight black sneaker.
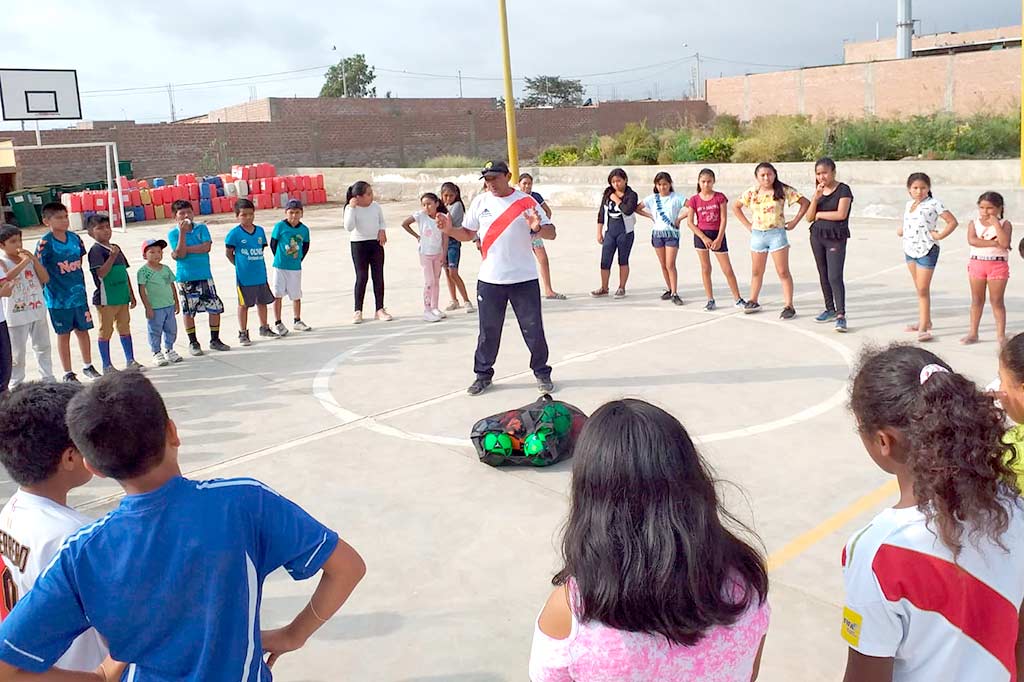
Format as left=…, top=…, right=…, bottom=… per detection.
left=703, top=299, right=716, bottom=311
left=189, top=342, right=204, bottom=356
left=238, top=331, right=252, bottom=347
left=259, top=325, right=280, bottom=339
left=82, top=365, right=102, bottom=379
left=467, top=378, right=492, bottom=396
left=537, top=376, right=555, bottom=394
left=103, top=365, right=119, bottom=375
left=743, top=301, right=761, bottom=314
left=671, top=295, right=684, bottom=306
left=780, top=306, right=797, bottom=320
left=63, top=372, right=79, bottom=383
left=660, top=290, right=672, bottom=301
left=210, top=339, right=231, bottom=352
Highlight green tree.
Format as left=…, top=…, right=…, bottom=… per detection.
left=521, top=76, right=585, bottom=108
left=321, top=54, right=377, bottom=98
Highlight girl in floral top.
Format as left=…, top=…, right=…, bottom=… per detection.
left=899, top=173, right=958, bottom=342
left=732, top=162, right=810, bottom=319
left=529, top=399, right=770, bottom=682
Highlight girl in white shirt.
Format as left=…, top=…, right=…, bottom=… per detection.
left=402, top=193, right=450, bottom=323
left=343, top=181, right=392, bottom=324
left=963, top=191, right=1012, bottom=345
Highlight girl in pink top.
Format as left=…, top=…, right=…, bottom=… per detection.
left=687, top=168, right=744, bottom=311
left=529, top=399, right=770, bottom=682
left=963, top=191, right=1012, bottom=346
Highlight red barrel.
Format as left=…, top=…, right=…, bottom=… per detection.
left=144, top=205, right=156, bottom=222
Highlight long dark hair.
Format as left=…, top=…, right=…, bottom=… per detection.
left=601, top=168, right=629, bottom=205
left=440, top=181, right=465, bottom=211
left=754, top=162, right=790, bottom=201
left=978, top=191, right=1005, bottom=220
left=652, top=171, right=674, bottom=196
left=850, top=344, right=1017, bottom=555
left=346, top=181, right=372, bottom=203
left=553, top=399, right=768, bottom=645
left=1000, top=333, right=1024, bottom=386
left=906, top=172, right=933, bottom=199
left=697, top=168, right=716, bottom=195
left=419, top=192, right=448, bottom=215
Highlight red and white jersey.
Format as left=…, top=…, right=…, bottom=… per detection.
left=464, top=189, right=550, bottom=285
left=0, top=490, right=107, bottom=671
left=841, top=502, right=1024, bottom=682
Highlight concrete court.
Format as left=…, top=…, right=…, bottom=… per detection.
left=5, top=198, right=1018, bottom=682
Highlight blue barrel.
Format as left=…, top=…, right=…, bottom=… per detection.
left=200, top=183, right=211, bottom=199
left=199, top=198, right=213, bottom=215
left=133, top=206, right=146, bottom=222
left=152, top=178, right=166, bottom=188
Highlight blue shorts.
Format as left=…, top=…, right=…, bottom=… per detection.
left=905, top=244, right=940, bottom=269
left=447, top=241, right=462, bottom=269
left=750, top=228, right=789, bottom=253
left=694, top=229, right=729, bottom=253
left=49, top=306, right=94, bottom=335
left=652, top=234, right=680, bottom=248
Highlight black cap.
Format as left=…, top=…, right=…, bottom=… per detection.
left=480, top=160, right=511, bottom=178
left=285, top=199, right=304, bottom=210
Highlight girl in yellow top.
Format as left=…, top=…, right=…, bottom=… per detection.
left=732, top=162, right=810, bottom=319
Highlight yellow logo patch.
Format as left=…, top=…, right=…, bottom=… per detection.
left=841, top=607, right=863, bottom=647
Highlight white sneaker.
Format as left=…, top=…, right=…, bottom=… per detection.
left=423, top=310, right=442, bottom=323
left=432, top=308, right=447, bottom=319
left=376, top=309, right=393, bottom=322
left=165, top=349, right=184, bottom=363
left=465, top=301, right=476, bottom=313
left=445, top=301, right=461, bottom=312
left=293, top=319, right=312, bottom=332
left=153, top=351, right=169, bottom=367
left=274, top=321, right=290, bottom=337
left=353, top=311, right=363, bottom=325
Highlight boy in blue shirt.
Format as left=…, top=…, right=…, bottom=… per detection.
left=225, top=199, right=279, bottom=346
left=167, top=200, right=230, bottom=356
left=0, top=372, right=366, bottom=681
left=35, top=203, right=101, bottom=383
left=269, top=199, right=312, bottom=336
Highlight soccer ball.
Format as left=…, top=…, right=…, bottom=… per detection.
left=541, top=403, right=573, bottom=437
left=483, top=432, right=514, bottom=457
left=523, top=430, right=549, bottom=457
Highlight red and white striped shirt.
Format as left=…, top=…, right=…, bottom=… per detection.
left=842, top=501, right=1024, bottom=682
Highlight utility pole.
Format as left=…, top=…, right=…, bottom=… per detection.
left=458, top=70, right=464, bottom=98
left=342, top=60, right=349, bottom=98
left=695, top=52, right=703, bottom=99
left=497, top=0, right=520, bottom=178
left=167, top=83, right=176, bottom=122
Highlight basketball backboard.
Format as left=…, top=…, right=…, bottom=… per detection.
left=0, top=69, right=81, bottom=121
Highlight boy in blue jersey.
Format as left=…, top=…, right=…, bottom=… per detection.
left=225, top=199, right=279, bottom=346
left=35, top=203, right=101, bottom=383
left=0, top=372, right=366, bottom=681
left=167, top=200, right=230, bottom=356
left=269, top=199, right=312, bottom=335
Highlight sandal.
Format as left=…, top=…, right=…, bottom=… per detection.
left=546, top=293, right=568, bottom=300
left=590, top=289, right=609, bottom=298
left=960, top=335, right=979, bottom=345
left=918, top=331, right=934, bottom=343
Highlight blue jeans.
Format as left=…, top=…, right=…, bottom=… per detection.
left=147, top=306, right=178, bottom=353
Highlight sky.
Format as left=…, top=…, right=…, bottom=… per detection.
left=1, top=0, right=1019, bottom=129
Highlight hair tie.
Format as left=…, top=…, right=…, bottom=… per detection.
left=920, top=364, right=949, bottom=385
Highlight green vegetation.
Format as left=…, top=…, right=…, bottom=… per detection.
left=422, top=155, right=488, bottom=168
left=537, top=112, right=1020, bottom=166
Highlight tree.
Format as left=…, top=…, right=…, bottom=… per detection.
left=321, top=54, right=377, bottom=98
left=521, top=76, right=585, bottom=108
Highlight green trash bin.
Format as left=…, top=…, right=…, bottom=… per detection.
left=25, top=186, right=58, bottom=221
left=6, top=191, right=40, bottom=227
left=117, top=160, right=133, bottom=180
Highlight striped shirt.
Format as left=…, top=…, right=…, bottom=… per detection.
left=841, top=500, right=1024, bottom=681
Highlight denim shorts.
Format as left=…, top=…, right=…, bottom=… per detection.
left=651, top=234, right=680, bottom=248
left=447, top=240, right=462, bottom=269
left=750, top=228, right=789, bottom=253
left=905, top=244, right=940, bottom=269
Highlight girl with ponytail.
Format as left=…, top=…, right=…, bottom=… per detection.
left=343, top=181, right=392, bottom=323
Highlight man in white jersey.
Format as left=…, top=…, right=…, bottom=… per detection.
left=439, top=161, right=556, bottom=396
left=0, top=382, right=107, bottom=672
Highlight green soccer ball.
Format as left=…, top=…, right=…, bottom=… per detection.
left=524, top=431, right=549, bottom=457
left=541, top=403, right=574, bottom=437
left=483, top=432, right=514, bottom=457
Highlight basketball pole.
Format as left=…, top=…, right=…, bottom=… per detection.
left=497, top=0, right=520, bottom=179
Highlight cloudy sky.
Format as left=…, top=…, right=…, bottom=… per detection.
left=1, top=0, right=1019, bottom=129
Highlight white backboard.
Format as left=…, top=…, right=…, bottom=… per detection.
left=0, top=69, right=81, bottom=121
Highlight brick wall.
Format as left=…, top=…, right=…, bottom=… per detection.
left=8, top=99, right=710, bottom=186
left=706, top=48, right=1019, bottom=120
left=844, top=25, right=1020, bottom=63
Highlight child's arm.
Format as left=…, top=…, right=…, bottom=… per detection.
left=675, top=205, right=690, bottom=228
left=225, top=245, right=236, bottom=265
left=966, top=220, right=989, bottom=248
left=841, top=649, right=894, bottom=682
left=732, top=199, right=753, bottom=231
left=0, top=280, right=13, bottom=299
left=634, top=205, right=652, bottom=220
left=685, top=202, right=710, bottom=246
left=95, top=246, right=121, bottom=280
left=786, top=197, right=812, bottom=230
left=540, top=201, right=552, bottom=219
left=401, top=216, right=419, bottom=241
left=996, top=220, right=1014, bottom=251
left=261, top=539, right=366, bottom=668
left=0, top=661, right=120, bottom=681
left=935, top=210, right=958, bottom=240
left=172, top=282, right=180, bottom=314
left=127, top=278, right=137, bottom=309
left=26, top=250, right=49, bottom=285
left=2, top=252, right=32, bottom=281
left=137, top=277, right=153, bottom=319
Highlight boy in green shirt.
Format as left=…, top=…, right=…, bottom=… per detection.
left=137, top=239, right=183, bottom=367
left=86, top=215, right=141, bottom=373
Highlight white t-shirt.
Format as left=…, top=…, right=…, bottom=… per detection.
left=413, top=211, right=444, bottom=256
left=343, top=202, right=387, bottom=243
left=464, top=189, right=551, bottom=285
left=0, top=491, right=108, bottom=671
left=842, top=501, right=1024, bottom=682
left=641, top=192, right=687, bottom=238
left=970, top=214, right=1010, bottom=260
left=0, top=255, right=47, bottom=328
left=902, top=197, right=947, bottom=259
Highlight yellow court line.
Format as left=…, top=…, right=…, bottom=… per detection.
left=767, top=480, right=900, bottom=572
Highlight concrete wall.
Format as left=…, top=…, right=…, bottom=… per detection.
left=707, top=48, right=1019, bottom=120
left=9, top=99, right=710, bottom=187
left=293, top=159, right=1023, bottom=221
left=844, top=25, right=1020, bottom=63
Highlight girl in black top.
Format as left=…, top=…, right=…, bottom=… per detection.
left=805, top=157, right=854, bottom=333
left=592, top=169, right=639, bottom=298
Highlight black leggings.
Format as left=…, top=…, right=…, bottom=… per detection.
left=0, top=322, right=11, bottom=394
left=810, top=232, right=847, bottom=316
left=600, top=223, right=635, bottom=270
left=351, top=240, right=385, bottom=312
